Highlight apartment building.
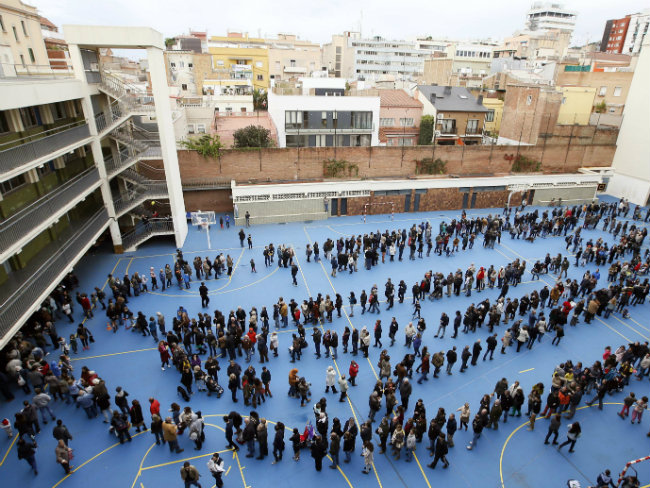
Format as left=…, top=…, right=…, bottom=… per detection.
left=378, top=89, right=423, bottom=146
left=526, top=2, right=577, bottom=34
left=267, top=33, right=321, bottom=81
left=348, top=36, right=429, bottom=81
left=422, top=42, right=495, bottom=88
left=321, top=31, right=360, bottom=79
left=556, top=65, right=633, bottom=115
left=0, top=0, right=50, bottom=74
left=208, top=34, right=269, bottom=91
left=268, top=77, right=380, bottom=148
left=416, top=85, right=489, bottom=145
left=557, top=86, right=596, bottom=125
left=500, top=29, right=571, bottom=62
left=601, top=10, right=650, bottom=55
left=0, top=24, right=187, bottom=348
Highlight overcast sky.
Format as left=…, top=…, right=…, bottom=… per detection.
left=31, top=0, right=649, bottom=46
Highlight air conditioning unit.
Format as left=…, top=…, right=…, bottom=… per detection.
left=435, top=130, right=441, bottom=136
left=437, top=113, right=444, bottom=120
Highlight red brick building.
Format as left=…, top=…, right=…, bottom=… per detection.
left=601, top=16, right=631, bottom=53
left=378, top=89, right=423, bottom=147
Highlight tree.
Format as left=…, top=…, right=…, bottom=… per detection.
left=594, top=101, right=607, bottom=114
left=164, top=38, right=175, bottom=49
left=233, top=125, right=273, bottom=148
left=253, top=89, right=267, bottom=111
left=418, top=115, right=435, bottom=145
left=180, top=134, right=223, bottom=159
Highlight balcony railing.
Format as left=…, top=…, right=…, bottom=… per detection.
left=113, top=183, right=168, bottom=216
left=0, top=122, right=91, bottom=176
left=121, top=218, right=175, bottom=251
left=0, top=208, right=109, bottom=340
left=285, top=124, right=375, bottom=134
left=0, top=62, right=75, bottom=81
left=0, top=167, right=101, bottom=255
left=104, top=144, right=162, bottom=177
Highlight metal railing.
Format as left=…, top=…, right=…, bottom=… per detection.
left=0, top=122, right=91, bottom=176
left=0, top=208, right=109, bottom=339
left=182, top=178, right=232, bottom=190
left=0, top=167, right=100, bottom=254
left=0, top=62, right=75, bottom=80
left=121, top=218, right=175, bottom=251
left=104, top=143, right=162, bottom=177
left=113, top=182, right=168, bottom=216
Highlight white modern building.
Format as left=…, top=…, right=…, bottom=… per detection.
left=607, top=37, right=650, bottom=205
left=349, top=36, right=430, bottom=81
left=526, top=2, right=577, bottom=34
left=268, top=78, right=380, bottom=148
left=0, top=25, right=187, bottom=347
left=622, top=10, right=650, bottom=55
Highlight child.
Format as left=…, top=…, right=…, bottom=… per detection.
left=58, top=337, right=70, bottom=356
left=69, top=333, right=78, bottom=354
left=362, top=440, right=374, bottom=474
left=289, top=427, right=301, bottom=461
left=619, top=392, right=636, bottom=419
left=250, top=259, right=257, bottom=273
left=622, top=308, right=631, bottom=319
left=1, top=418, right=13, bottom=437
left=631, top=396, right=648, bottom=424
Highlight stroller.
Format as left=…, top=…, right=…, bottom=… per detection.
left=298, top=421, right=315, bottom=449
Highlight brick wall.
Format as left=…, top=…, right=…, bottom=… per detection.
left=168, top=138, right=614, bottom=183
left=183, top=189, right=232, bottom=213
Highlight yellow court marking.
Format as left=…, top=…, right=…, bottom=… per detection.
left=0, top=435, right=18, bottom=467
left=140, top=449, right=232, bottom=471
left=412, top=452, right=433, bottom=488
left=51, top=430, right=149, bottom=488
left=225, top=466, right=231, bottom=476
left=233, top=449, right=248, bottom=488
left=127, top=245, right=266, bottom=260
left=626, top=315, right=650, bottom=332
left=130, top=442, right=156, bottom=488
left=125, top=257, right=135, bottom=275
left=594, top=316, right=633, bottom=343
left=611, top=314, right=650, bottom=337
left=499, top=402, right=623, bottom=488
left=70, top=347, right=157, bottom=361
left=518, top=368, right=535, bottom=374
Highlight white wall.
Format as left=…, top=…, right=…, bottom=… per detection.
left=0, top=78, right=84, bottom=111
left=268, top=91, right=380, bottom=147
left=609, top=37, right=650, bottom=205
left=299, top=77, right=347, bottom=94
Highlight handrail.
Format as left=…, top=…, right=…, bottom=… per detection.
left=122, top=218, right=174, bottom=250
left=0, top=208, right=109, bottom=339
left=0, top=120, right=87, bottom=151
left=0, top=62, right=75, bottom=80
left=113, top=183, right=168, bottom=215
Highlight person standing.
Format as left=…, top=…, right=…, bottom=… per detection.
left=207, top=453, right=225, bottom=488
left=32, top=389, right=56, bottom=424
left=361, top=440, right=374, bottom=474
left=329, top=431, right=340, bottom=469
left=544, top=413, right=561, bottom=445
left=557, top=422, right=581, bottom=453
left=52, top=419, right=73, bottom=446
left=54, top=439, right=73, bottom=474
left=180, top=461, right=202, bottom=488
left=163, top=417, right=184, bottom=453
left=272, top=422, right=285, bottom=464
left=466, top=413, right=483, bottom=450
left=310, top=434, right=327, bottom=471
left=199, top=283, right=209, bottom=308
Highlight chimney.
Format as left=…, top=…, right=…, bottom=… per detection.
left=444, top=85, right=452, bottom=95
left=478, top=95, right=484, bottom=105
left=430, top=93, right=436, bottom=103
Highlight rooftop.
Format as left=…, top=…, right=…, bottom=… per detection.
left=417, top=85, right=489, bottom=112
left=379, top=89, right=422, bottom=109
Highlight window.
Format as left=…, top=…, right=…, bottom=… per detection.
left=315, top=134, right=326, bottom=147
left=485, top=109, right=495, bottom=122
left=599, top=86, right=607, bottom=96
left=561, top=97, right=567, bottom=105
left=28, top=48, right=35, bottom=63
left=181, top=83, right=188, bottom=91
left=380, top=118, right=395, bottom=127
left=526, top=95, right=533, bottom=105
left=0, top=15, right=5, bottom=32
left=256, top=74, right=263, bottom=81
left=290, top=59, right=296, bottom=67
left=285, top=110, right=303, bottom=129
left=466, top=119, right=479, bottom=134
left=216, top=60, right=224, bottom=66
left=275, top=61, right=281, bottom=70
left=53, top=102, right=66, bottom=120
left=13, top=25, right=19, bottom=42
left=21, top=20, right=28, bottom=36
left=351, top=111, right=372, bottom=129
left=321, top=111, right=327, bottom=127
left=188, top=63, right=193, bottom=68
left=0, top=111, right=10, bottom=133
left=20, top=107, right=38, bottom=128
left=0, top=174, right=27, bottom=195
left=439, top=119, right=456, bottom=134
left=336, top=47, right=342, bottom=54
left=197, top=124, right=206, bottom=133
left=613, top=86, right=622, bottom=97
left=170, top=62, right=176, bottom=69
left=188, top=124, right=195, bottom=134
left=399, top=118, right=414, bottom=127
left=19, top=54, right=25, bottom=66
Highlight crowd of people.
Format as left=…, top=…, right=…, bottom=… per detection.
left=0, top=198, right=649, bottom=487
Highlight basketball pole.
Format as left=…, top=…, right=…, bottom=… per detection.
left=205, top=222, right=211, bottom=250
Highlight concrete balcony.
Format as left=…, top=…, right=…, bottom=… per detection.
left=0, top=122, right=92, bottom=181
left=0, top=167, right=102, bottom=262
left=285, top=125, right=375, bottom=135
left=0, top=208, right=109, bottom=347
left=121, top=218, right=175, bottom=251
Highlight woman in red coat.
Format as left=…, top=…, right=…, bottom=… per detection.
left=158, top=341, right=171, bottom=371
left=349, top=360, right=359, bottom=386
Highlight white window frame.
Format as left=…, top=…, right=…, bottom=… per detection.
left=613, top=86, right=622, bottom=97
left=598, top=86, right=607, bottom=96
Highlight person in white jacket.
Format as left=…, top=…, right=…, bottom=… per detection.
left=207, top=452, right=225, bottom=488
left=325, top=366, right=338, bottom=394
left=404, top=322, right=416, bottom=348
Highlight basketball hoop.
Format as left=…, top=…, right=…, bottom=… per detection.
left=191, top=210, right=217, bottom=249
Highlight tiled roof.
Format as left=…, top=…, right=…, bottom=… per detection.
left=379, top=89, right=423, bottom=108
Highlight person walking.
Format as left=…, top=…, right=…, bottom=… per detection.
left=207, top=453, right=225, bottom=488
left=557, top=422, right=581, bottom=453
left=52, top=419, right=73, bottom=446
left=199, top=283, right=209, bottom=308
left=16, top=437, right=38, bottom=475
left=544, top=413, right=561, bottom=445
left=32, top=389, right=56, bottom=424
left=466, top=413, right=483, bottom=450
left=180, top=461, right=202, bottom=488
left=163, top=417, right=184, bottom=453
left=54, top=439, right=73, bottom=475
